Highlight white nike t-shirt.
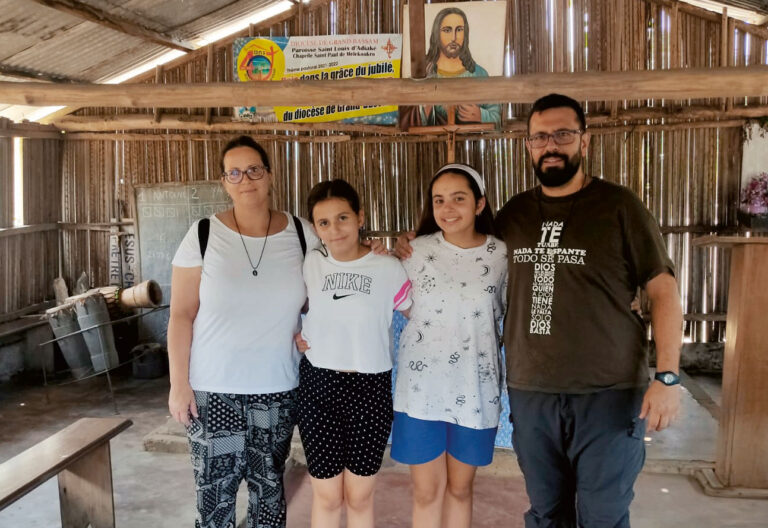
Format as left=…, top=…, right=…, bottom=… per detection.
left=302, top=248, right=412, bottom=373
left=172, top=212, right=319, bottom=394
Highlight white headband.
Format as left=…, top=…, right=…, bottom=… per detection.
left=434, top=163, right=486, bottom=195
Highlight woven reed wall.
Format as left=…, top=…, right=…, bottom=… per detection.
left=0, top=138, right=61, bottom=314
left=45, top=0, right=768, bottom=340
left=0, top=136, right=12, bottom=229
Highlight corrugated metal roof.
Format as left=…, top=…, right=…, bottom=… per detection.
left=683, top=0, right=768, bottom=20
left=179, top=0, right=285, bottom=40
left=70, top=0, right=225, bottom=36
left=0, top=0, right=84, bottom=60
left=720, top=0, right=768, bottom=14
left=73, top=0, right=280, bottom=39
left=5, top=22, right=150, bottom=80
left=0, top=0, right=285, bottom=84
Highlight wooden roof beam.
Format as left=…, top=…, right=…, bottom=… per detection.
left=51, top=114, right=402, bottom=134
left=49, top=104, right=768, bottom=133
left=2, top=66, right=768, bottom=108
left=0, top=64, right=86, bottom=84
left=26, top=0, right=195, bottom=52
left=60, top=118, right=746, bottom=143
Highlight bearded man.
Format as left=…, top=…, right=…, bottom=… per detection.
left=494, top=93, right=683, bottom=527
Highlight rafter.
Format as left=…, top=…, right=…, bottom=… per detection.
left=0, top=64, right=86, bottom=84
left=26, top=0, right=195, bottom=52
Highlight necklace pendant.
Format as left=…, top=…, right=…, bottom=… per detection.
left=252, top=270, right=259, bottom=277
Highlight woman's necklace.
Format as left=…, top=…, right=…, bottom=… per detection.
left=233, top=209, right=271, bottom=277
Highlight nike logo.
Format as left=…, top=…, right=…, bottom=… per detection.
left=332, top=293, right=354, bottom=300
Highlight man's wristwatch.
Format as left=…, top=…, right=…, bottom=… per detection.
left=654, top=371, right=680, bottom=386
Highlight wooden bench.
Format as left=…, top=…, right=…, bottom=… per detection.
left=0, top=417, right=132, bottom=527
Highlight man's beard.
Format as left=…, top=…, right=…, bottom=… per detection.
left=533, top=151, right=582, bottom=187
left=440, top=41, right=462, bottom=59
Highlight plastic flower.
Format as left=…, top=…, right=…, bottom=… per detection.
left=740, top=173, right=768, bottom=215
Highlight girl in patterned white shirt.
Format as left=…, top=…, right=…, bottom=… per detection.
left=391, top=163, right=507, bottom=528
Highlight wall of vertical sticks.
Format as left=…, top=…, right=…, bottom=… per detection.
left=0, top=129, right=61, bottom=316
left=4, top=0, right=768, bottom=342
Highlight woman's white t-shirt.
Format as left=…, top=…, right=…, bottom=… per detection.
left=394, top=232, right=508, bottom=429
left=302, top=249, right=412, bottom=373
left=172, top=212, right=319, bottom=394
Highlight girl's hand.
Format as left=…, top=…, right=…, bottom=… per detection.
left=169, top=383, right=198, bottom=426
left=295, top=332, right=310, bottom=353
left=365, top=238, right=390, bottom=255
left=394, top=231, right=416, bottom=259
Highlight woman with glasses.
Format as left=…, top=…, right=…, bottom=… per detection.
left=168, top=135, right=319, bottom=528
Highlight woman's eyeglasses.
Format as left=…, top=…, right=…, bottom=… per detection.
left=221, top=165, right=268, bottom=184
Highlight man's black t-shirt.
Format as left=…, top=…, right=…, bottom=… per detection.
left=495, top=178, right=674, bottom=393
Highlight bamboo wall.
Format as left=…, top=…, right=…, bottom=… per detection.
left=23, top=139, right=61, bottom=225
left=60, top=141, right=117, bottom=288
left=0, top=136, right=12, bottom=228
left=0, top=138, right=61, bottom=315
left=30, top=0, right=768, bottom=340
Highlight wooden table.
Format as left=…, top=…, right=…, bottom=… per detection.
left=692, top=235, right=768, bottom=497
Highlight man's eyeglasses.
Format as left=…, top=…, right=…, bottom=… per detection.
left=526, top=129, right=583, bottom=149
left=221, top=165, right=269, bottom=184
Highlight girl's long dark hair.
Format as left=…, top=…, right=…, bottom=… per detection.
left=415, top=167, right=496, bottom=237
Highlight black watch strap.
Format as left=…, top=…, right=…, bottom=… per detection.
left=654, top=371, right=680, bottom=386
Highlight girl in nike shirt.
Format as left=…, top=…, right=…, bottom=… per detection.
left=296, top=179, right=412, bottom=528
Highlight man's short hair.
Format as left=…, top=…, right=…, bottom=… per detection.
left=527, top=93, right=587, bottom=131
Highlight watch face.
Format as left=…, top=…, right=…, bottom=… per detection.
left=663, top=373, right=675, bottom=384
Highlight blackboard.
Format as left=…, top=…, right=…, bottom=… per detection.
left=134, top=181, right=231, bottom=342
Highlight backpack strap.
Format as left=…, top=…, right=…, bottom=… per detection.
left=198, top=218, right=210, bottom=260
left=292, top=215, right=307, bottom=257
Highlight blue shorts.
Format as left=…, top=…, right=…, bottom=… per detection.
left=390, top=412, right=497, bottom=467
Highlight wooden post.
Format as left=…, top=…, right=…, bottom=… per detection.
left=668, top=2, right=680, bottom=112
left=408, top=0, right=426, bottom=79
left=446, top=105, right=456, bottom=126
left=670, top=3, right=679, bottom=69
left=153, top=66, right=163, bottom=123
left=610, top=0, right=624, bottom=119
left=727, top=17, right=735, bottom=111
left=298, top=0, right=304, bottom=34
left=720, top=8, right=729, bottom=111
left=692, top=236, right=768, bottom=497
left=716, top=239, right=768, bottom=488
left=58, top=443, right=115, bottom=527
left=205, top=45, right=215, bottom=125
left=447, top=131, right=456, bottom=163
left=553, top=0, right=565, bottom=73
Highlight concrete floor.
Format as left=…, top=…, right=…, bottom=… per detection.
left=1, top=371, right=766, bottom=528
